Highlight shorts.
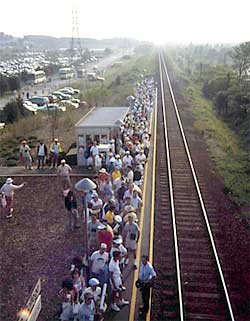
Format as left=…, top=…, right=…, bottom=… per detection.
left=126, top=237, right=137, bottom=251
left=110, top=276, right=122, bottom=290
left=5, top=196, right=13, bottom=209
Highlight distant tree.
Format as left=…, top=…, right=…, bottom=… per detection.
left=0, top=75, right=9, bottom=96
left=3, top=101, right=27, bottom=123
left=215, top=91, right=228, bottom=115
left=230, top=42, right=250, bottom=78
left=8, top=77, right=20, bottom=91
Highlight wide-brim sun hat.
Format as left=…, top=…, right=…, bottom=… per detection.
left=6, top=177, right=13, bottom=184
left=97, top=223, right=106, bottom=230
left=99, top=168, right=107, bottom=173
left=114, top=215, right=122, bottom=224
left=113, top=237, right=123, bottom=244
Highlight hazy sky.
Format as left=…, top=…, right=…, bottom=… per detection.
left=1, top=0, right=249, bottom=44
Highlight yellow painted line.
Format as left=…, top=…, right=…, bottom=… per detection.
left=146, top=88, right=157, bottom=321
left=129, top=93, right=156, bottom=321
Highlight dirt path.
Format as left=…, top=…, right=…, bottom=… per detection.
left=0, top=176, right=86, bottom=321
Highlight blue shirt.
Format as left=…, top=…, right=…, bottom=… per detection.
left=139, top=262, right=156, bottom=281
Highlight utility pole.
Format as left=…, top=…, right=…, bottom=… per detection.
left=70, top=0, right=83, bottom=66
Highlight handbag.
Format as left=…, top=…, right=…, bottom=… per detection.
left=1, top=195, right=7, bottom=208
left=72, top=302, right=80, bottom=315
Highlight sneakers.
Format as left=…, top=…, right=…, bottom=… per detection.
left=6, top=214, right=13, bottom=219
left=121, top=286, right=126, bottom=291
left=111, top=303, right=120, bottom=312
left=119, top=299, right=129, bottom=306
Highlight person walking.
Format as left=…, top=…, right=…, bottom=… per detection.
left=19, top=140, right=32, bottom=170
left=64, top=189, right=78, bottom=231
left=0, top=178, right=26, bottom=218
left=36, top=140, right=48, bottom=169
left=57, top=159, right=72, bottom=190
left=50, top=138, right=63, bottom=169
left=138, top=255, right=156, bottom=318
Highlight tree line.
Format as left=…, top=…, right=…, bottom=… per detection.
left=176, top=42, right=250, bottom=148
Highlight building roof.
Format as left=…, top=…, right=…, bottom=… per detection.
left=75, top=106, right=129, bottom=128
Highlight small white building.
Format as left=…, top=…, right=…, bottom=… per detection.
left=75, top=106, right=129, bottom=166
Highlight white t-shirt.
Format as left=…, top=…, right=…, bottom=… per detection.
left=123, top=155, right=133, bottom=166
left=109, top=258, right=121, bottom=279
left=90, top=199, right=103, bottom=212
left=135, top=153, right=146, bottom=164
left=127, top=170, right=134, bottom=182
left=90, top=145, right=99, bottom=156
left=38, top=144, right=45, bottom=156
left=90, top=251, right=109, bottom=274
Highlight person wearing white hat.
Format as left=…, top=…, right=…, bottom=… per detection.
left=0, top=178, right=26, bottom=218
left=122, top=151, right=133, bottom=170
left=114, top=155, right=122, bottom=170
left=110, top=236, right=128, bottom=271
left=90, top=193, right=103, bottom=219
left=57, top=159, right=72, bottom=190
left=19, top=140, right=32, bottom=170
left=106, top=153, right=115, bottom=172
left=81, top=278, right=101, bottom=304
left=50, top=138, right=62, bottom=169
left=89, top=244, right=109, bottom=287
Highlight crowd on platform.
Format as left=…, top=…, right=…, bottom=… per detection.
left=0, top=78, right=157, bottom=321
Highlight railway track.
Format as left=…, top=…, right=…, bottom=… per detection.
left=151, top=53, right=237, bottom=321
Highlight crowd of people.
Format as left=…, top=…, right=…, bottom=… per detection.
left=0, top=77, right=157, bottom=321
left=59, top=78, right=157, bottom=321
left=18, top=137, right=64, bottom=170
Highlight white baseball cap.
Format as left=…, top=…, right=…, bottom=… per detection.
left=100, top=243, right=107, bottom=249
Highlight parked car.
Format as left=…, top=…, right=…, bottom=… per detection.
left=30, top=96, right=49, bottom=107
left=52, top=91, right=71, bottom=100
left=60, top=100, right=79, bottom=109
left=37, top=103, right=66, bottom=112
left=23, top=100, right=38, bottom=113
left=59, top=88, right=74, bottom=96
left=63, top=87, right=80, bottom=95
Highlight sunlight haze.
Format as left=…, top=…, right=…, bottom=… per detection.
left=1, top=0, right=249, bottom=44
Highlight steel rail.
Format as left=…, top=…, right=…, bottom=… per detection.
left=158, top=54, right=184, bottom=321
left=160, top=52, right=235, bottom=321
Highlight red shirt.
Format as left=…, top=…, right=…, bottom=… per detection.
left=98, top=229, right=113, bottom=252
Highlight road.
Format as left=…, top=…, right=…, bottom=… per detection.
left=0, top=50, right=126, bottom=110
